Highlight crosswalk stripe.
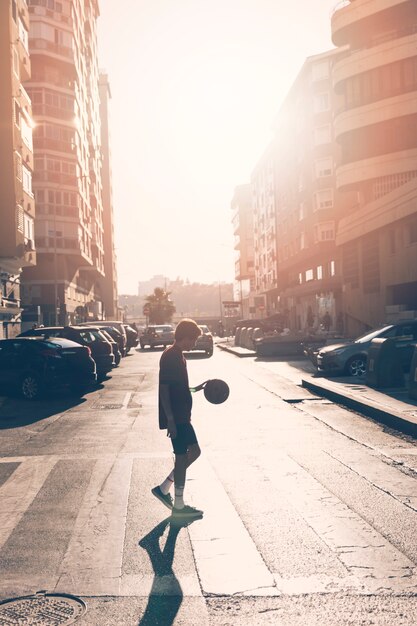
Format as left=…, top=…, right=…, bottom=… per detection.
left=186, top=457, right=277, bottom=596
left=55, top=456, right=133, bottom=596
left=0, top=456, right=57, bottom=552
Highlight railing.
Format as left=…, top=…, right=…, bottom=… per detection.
left=331, top=0, right=351, bottom=17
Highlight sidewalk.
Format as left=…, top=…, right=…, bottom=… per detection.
left=301, top=374, right=417, bottom=437
left=217, top=341, right=417, bottom=437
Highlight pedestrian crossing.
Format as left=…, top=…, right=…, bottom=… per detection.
left=0, top=452, right=416, bottom=601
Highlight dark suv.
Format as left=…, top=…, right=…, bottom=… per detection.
left=0, top=337, right=96, bottom=400
left=19, top=326, right=114, bottom=380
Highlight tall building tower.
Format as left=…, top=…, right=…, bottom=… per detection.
left=0, top=0, right=36, bottom=338
left=231, top=185, right=255, bottom=319
left=22, top=0, right=105, bottom=325
left=332, top=0, right=417, bottom=334
left=99, top=72, right=119, bottom=319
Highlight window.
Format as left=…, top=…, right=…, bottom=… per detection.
left=15, top=152, right=22, bottom=181
left=317, top=265, right=323, bottom=280
left=409, top=221, right=417, bottom=245
left=313, top=92, right=330, bottom=113
left=312, top=60, right=329, bottom=82
left=314, top=189, right=334, bottom=211
left=314, top=221, right=335, bottom=242
left=18, top=19, right=29, bottom=54
left=13, top=48, right=19, bottom=78
left=21, top=116, right=33, bottom=151
left=22, top=165, right=32, bottom=196
left=14, top=100, right=20, bottom=127
left=314, top=124, right=331, bottom=146
left=330, top=260, right=336, bottom=276
left=305, top=269, right=314, bottom=282
left=315, top=157, right=333, bottom=178
left=24, top=213, right=34, bottom=241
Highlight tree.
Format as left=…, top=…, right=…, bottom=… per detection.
left=143, top=288, right=176, bottom=324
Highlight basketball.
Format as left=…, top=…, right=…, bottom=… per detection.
left=203, top=379, right=230, bottom=404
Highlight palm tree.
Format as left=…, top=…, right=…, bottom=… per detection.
left=143, top=288, right=176, bottom=324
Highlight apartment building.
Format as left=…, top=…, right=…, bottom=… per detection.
left=0, top=0, right=36, bottom=338
left=272, top=49, right=355, bottom=332
left=231, top=184, right=255, bottom=319
left=99, top=72, right=119, bottom=319
left=251, top=143, right=277, bottom=318
left=21, top=0, right=105, bottom=325
left=331, top=0, right=417, bottom=335
left=248, top=49, right=355, bottom=330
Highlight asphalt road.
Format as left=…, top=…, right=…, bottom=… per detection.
left=0, top=346, right=416, bottom=625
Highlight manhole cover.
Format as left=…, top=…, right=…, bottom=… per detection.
left=0, top=591, right=86, bottom=625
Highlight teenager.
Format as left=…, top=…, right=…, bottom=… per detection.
left=152, top=319, right=203, bottom=519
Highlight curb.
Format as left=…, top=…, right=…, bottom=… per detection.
left=301, top=377, right=417, bottom=437
left=216, top=343, right=256, bottom=358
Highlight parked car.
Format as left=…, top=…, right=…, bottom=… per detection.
left=18, top=326, right=114, bottom=380
left=83, top=322, right=127, bottom=356
left=140, top=325, right=175, bottom=349
left=124, top=324, right=139, bottom=353
left=97, top=328, right=122, bottom=366
left=189, top=325, right=213, bottom=356
left=316, top=321, right=417, bottom=377
left=0, top=337, right=96, bottom=400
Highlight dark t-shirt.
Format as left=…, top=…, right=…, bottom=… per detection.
left=158, top=344, right=192, bottom=429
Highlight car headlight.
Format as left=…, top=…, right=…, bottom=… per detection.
left=324, top=347, right=346, bottom=356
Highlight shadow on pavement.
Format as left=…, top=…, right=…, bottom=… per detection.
left=137, top=515, right=200, bottom=626
left=0, top=392, right=87, bottom=429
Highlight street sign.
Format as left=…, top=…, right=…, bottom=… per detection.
left=143, top=304, right=150, bottom=316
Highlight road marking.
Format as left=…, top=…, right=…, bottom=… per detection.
left=56, top=456, right=133, bottom=596
left=0, top=456, right=57, bottom=551
left=122, top=391, right=132, bottom=408
left=186, top=457, right=277, bottom=596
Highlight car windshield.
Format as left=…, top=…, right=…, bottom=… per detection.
left=354, top=325, right=393, bottom=344
left=199, top=325, right=209, bottom=333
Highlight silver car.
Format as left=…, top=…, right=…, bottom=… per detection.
left=140, top=325, right=175, bottom=349
left=317, top=321, right=417, bottom=377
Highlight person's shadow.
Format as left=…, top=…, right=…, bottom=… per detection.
left=138, top=515, right=201, bottom=625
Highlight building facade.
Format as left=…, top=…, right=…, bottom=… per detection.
left=332, top=0, right=417, bottom=335
left=251, top=143, right=277, bottom=318
left=231, top=184, right=255, bottom=319
left=273, top=49, right=355, bottom=332
left=0, top=0, right=36, bottom=338
left=21, top=0, right=105, bottom=325
left=99, top=72, right=119, bottom=319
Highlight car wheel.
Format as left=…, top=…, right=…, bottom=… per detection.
left=346, top=355, right=367, bottom=377
left=20, top=373, right=41, bottom=400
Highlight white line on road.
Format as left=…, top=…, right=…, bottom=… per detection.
left=122, top=391, right=132, bottom=408
left=0, top=456, right=57, bottom=552
left=55, top=456, right=133, bottom=596
left=186, top=457, right=278, bottom=596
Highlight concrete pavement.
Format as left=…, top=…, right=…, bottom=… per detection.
left=218, top=340, right=417, bottom=437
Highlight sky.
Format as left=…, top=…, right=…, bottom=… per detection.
left=97, top=0, right=338, bottom=294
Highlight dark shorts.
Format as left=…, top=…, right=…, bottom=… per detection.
left=171, top=423, right=198, bottom=455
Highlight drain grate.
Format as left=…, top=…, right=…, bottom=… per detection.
left=92, top=403, right=122, bottom=410
left=0, top=591, right=86, bottom=625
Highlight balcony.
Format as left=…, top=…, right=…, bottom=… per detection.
left=331, top=0, right=410, bottom=47
left=334, top=92, right=417, bottom=141
left=332, top=30, right=417, bottom=92
left=336, top=147, right=417, bottom=191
